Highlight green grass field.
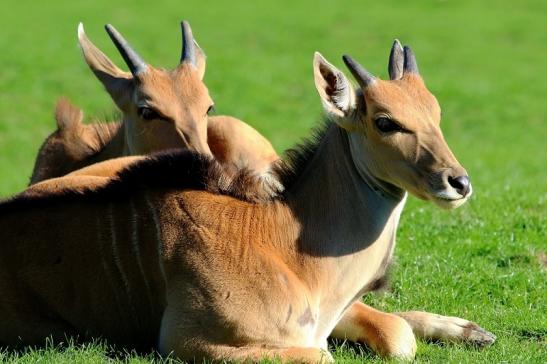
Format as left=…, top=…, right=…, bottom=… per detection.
left=0, top=0, right=545, bottom=362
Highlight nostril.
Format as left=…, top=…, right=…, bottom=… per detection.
left=448, top=175, right=470, bottom=197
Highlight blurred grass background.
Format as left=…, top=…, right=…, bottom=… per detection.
left=0, top=0, right=545, bottom=362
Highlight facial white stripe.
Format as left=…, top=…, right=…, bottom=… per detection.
left=144, top=194, right=169, bottom=291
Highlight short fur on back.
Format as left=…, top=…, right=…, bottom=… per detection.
left=13, top=148, right=283, bottom=215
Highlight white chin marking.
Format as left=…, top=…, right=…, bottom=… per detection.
left=433, top=196, right=468, bottom=209
left=430, top=185, right=472, bottom=209
left=433, top=189, right=463, bottom=201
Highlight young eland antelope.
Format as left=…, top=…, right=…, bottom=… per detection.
left=0, top=41, right=494, bottom=362
left=30, top=22, right=280, bottom=194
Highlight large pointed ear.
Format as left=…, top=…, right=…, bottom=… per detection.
left=77, top=23, right=133, bottom=109
left=54, top=97, right=83, bottom=131
left=313, top=52, right=356, bottom=125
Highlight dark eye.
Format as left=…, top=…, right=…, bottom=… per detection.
left=375, top=117, right=403, bottom=133
left=138, top=107, right=160, bottom=121
left=207, top=104, right=215, bottom=116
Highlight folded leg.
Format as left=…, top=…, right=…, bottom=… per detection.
left=394, top=310, right=496, bottom=346
left=331, top=301, right=416, bottom=359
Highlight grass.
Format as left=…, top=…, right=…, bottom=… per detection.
left=0, top=0, right=545, bottom=362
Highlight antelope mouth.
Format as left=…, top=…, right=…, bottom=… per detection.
left=430, top=185, right=473, bottom=209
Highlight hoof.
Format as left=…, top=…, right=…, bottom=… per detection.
left=463, top=322, right=496, bottom=347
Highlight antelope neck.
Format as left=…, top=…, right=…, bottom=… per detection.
left=282, top=123, right=407, bottom=343
left=347, top=130, right=406, bottom=201
left=286, top=123, right=406, bottom=259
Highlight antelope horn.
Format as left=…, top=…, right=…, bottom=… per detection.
left=403, top=45, right=419, bottom=74
left=104, top=24, right=147, bottom=76
left=180, top=20, right=197, bottom=67
left=342, top=54, right=376, bottom=88
left=388, top=39, right=404, bottom=80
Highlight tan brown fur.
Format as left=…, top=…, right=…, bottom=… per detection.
left=1, top=44, right=494, bottom=362
left=67, top=156, right=145, bottom=178
left=29, top=24, right=279, bottom=195
left=207, top=115, right=278, bottom=173
left=25, top=176, right=110, bottom=197
left=331, top=302, right=416, bottom=359
left=31, top=100, right=280, bottom=194
left=29, top=98, right=120, bottom=184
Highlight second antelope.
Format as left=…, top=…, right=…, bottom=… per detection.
left=30, top=22, right=279, bottom=194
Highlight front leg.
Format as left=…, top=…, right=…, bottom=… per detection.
left=331, top=301, right=496, bottom=358
left=394, top=311, right=496, bottom=346
left=331, top=301, right=417, bottom=359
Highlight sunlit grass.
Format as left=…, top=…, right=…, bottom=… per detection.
left=0, top=0, right=545, bottom=362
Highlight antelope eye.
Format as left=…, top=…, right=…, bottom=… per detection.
left=375, top=117, right=402, bottom=133
left=207, top=104, right=215, bottom=115
left=138, top=107, right=160, bottom=121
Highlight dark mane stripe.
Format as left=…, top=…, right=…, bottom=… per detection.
left=1, top=151, right=233, bottom=213
left=273, top=120, right=332, bottom=193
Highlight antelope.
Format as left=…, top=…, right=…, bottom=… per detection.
left=29, top=22, right=280, bottom=194
left=0, top=41, right=495, bottom=362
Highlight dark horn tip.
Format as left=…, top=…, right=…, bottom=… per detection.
left=103, top=23, right=147, bottom=76
left=181, top=20, right=193, bottom=36
left=342, top=54, right=355, bottom=68
left=180, top=20, right=197, bottom=66
left=403, top=45, right=419, bottom=74
left=104, top=24, right=114, bottom=34
left=104, top=24, right=121, bottom=42
left=388, top=39, right=405, bottom=80
left=342, top=54, right=376, bottom=88
left=403, top=45, right=416, bottom=59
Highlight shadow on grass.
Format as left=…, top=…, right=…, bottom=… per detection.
left=516, top=328, right=546, bottom=343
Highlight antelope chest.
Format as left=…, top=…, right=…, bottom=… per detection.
left=311, top=194, right=408, bottom=343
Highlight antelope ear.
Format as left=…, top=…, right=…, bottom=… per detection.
left=313, top=52, right=356, bottom=125
left=54, top=97, right=83, bottom=131
left=77, top=23, right=133, bottom=109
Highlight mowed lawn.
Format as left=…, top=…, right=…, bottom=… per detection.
left=0, top=0, right=545, bottom=363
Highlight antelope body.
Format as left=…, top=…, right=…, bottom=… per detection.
left=1, top=41, right=495, bottom=361
left=30, top=23, right=279, bottom=192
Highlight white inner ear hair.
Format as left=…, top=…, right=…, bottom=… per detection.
left=332, top=71, right=355, bottom=113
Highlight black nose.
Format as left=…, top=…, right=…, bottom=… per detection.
left=448, top=175, right=471, bottom=197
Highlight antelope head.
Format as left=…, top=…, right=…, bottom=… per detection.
left=78, top=21, right=213, bottom=156
left=314, top=41, right=471, bottom=209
